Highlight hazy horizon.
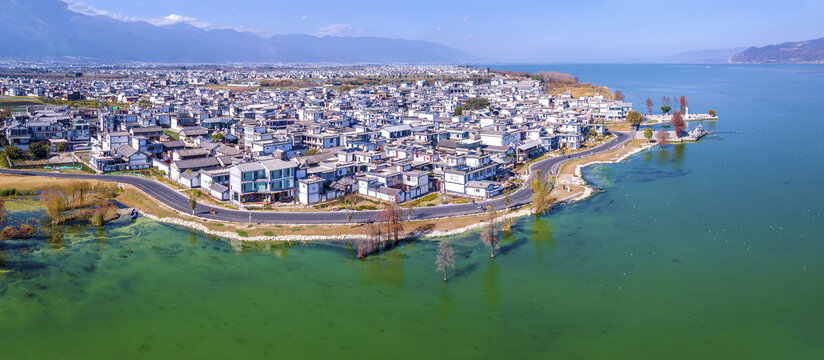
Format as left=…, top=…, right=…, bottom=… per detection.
left=60, top=0, right=824, bottom=63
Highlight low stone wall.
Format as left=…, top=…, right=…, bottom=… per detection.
left=135, top=206, right=533, bottom=242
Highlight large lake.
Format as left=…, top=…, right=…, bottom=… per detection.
left=1, top=64, right=823, bottom=359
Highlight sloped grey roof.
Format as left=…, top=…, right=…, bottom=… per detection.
left=172, top=157, right=220, bottom=170
left=114, top=144, right=139, bottom=158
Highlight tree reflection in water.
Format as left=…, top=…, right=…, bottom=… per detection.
left=482, top=259, right=500, bottom=306
left=358, top=245, right=404, bottom=288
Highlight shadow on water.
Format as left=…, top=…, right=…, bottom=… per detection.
left=496, top=237, right=528, bottom=257
left=482, top=260, right=501, bottom=306
left=439, top=281, right=453, bottom=315
left=655, top=146, right=670, bottom=164
left=672, top=143, right=686, bottom=169
left=357, top=244, right=405, bottom=288
left=93, top=226, right=108, bottom=247
left=528, top=216, right=556, bottom=262
left=451, top=261, right=479, bottom=280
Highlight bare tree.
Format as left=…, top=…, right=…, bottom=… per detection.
left=435, top=240, right=456, bottom=282
left=188, top=190, right=197, bottom=215
left=360, top=222, right=381, bottom=258
left=403, top=198, right=415, bottom=221
left=679, top=95, right=688, bottom=113
left=342, top=195, right=356, bottom=228
left=614, top=90, right=625, bottom=101
left=670, top=110, right=686, bottom=136
left=481, top=207, right=500, bottom=258
left=655, top=130, right=670, bottom=148
left=661, top=96, right=670, bottom=107
left=645, top=98, right=654, bottom=115
left=379, top=203, right=403, bottom=245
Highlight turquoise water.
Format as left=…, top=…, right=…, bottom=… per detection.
left=2, top=64, right=824, bottom=359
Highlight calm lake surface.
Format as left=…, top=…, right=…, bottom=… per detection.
left=1, top=64, right=823, bottom=359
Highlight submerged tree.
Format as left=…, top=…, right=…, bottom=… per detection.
left=481, top=207, right=500, bottom=258
left=655, top=130, right=670, bottom=148
left=435, top=240, right=456, bottom=282
left=41, top=189, right=68, bottom=224
left=645, top=98, right=654, bottom=115
left=670, top=110, right=687, bottom=136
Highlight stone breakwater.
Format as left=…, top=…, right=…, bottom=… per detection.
left=136, top=207, right=533, bottom=242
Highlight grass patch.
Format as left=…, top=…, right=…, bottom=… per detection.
left=0, top=188, right=38, bottom=196
left=263, top=231, right=274, bottom=236
left=213, top=223, right=224, bottom=227
left=408, top=192, right=438, bottom=206
left=163, top=129, right=180, bottom=140
left=236, top=230, right=248, bottom=237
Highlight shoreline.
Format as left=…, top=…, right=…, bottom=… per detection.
left=1, top=136, right=654, bottom=243
left=130, top=139, right=657, bottom=243
left=0, top=136, right=655, bottom=243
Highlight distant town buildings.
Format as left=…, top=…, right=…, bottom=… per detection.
left=1, top=65, right=631, bottom=206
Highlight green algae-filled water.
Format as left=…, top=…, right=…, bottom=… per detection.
left=2, top=65, right=824, bottom=359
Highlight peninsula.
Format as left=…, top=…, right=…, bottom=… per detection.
left=1, top=64, right=707, bottom=241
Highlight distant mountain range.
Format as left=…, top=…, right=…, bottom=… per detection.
left=730, top=37, right=824, bottom=64
left=0, top=0, right=476, bottom=64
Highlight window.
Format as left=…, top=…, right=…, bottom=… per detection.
left=242, top=182, right=254, bottom=193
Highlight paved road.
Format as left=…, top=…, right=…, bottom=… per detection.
left=0, top=132, right=630, bottom=224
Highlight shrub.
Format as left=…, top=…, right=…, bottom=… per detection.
left=90, top=209, right=105, bottom=227
left=29, top=142, right=50, bottom=159
left=3, top=145, right=23, bottom=160
left=0, top=222, right=37, bottom=239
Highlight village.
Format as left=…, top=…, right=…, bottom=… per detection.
left=1, top=65, right=633, bottom=210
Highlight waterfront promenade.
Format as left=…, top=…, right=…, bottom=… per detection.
left=0, top=133, right=630, bottom=224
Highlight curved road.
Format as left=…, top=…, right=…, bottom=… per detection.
left=0, top=132, right=630, bottom=224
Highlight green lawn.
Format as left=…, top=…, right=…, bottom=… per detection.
left=164, top=129, right=180, bottom=140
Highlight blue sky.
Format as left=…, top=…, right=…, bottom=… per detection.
left=64, top=0, right=824, bottom=62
